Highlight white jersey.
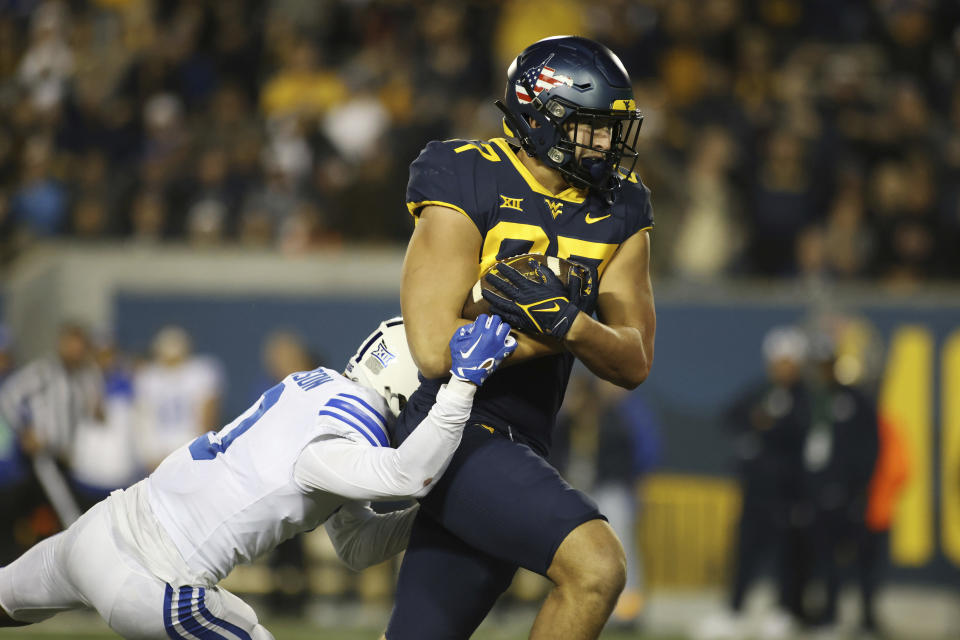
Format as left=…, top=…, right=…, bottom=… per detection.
left=134, top=357, right=222, bottom=464
left=138, top=367, right=393, bottom=585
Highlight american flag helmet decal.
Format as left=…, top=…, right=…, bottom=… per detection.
left=515, top=56, right=573, bottom=104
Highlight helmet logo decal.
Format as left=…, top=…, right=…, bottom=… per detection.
left=370, top=340, right=396, bottom=368
left=516, top=57, right=573, bottom=104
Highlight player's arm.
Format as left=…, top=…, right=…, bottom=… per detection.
left=402, top=206, right=561, bottom=378
left=294, top=377, right=478, bottom=499
left=324, top=501, right=419, bottom=571
left=293, top=316, right=516, bottom=500
left=564, top=230, right=655, bottom=388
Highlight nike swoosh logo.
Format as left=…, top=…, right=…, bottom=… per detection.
left=460, top=335, right=483, bottom=359
left=585, top=212, right=611, bottom=224
left=533, top=303, right=560, bottom=313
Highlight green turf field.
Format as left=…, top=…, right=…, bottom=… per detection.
left=0, top=614, right=684, bottom=639
left=0, top=625, right=683, bottom=639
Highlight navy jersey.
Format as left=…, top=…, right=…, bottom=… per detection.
left=406, top=137, right=653, bottom=455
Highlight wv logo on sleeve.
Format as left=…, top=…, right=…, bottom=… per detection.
left=544, top=199, right=564, bottom=219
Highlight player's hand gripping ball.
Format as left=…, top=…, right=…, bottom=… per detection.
left=462, top=253, right=597, bottom=340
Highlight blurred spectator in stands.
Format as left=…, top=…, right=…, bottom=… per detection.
left=870, top=156, right=939, bottom=288
left=70, top=194, right=110, bottom=239
left=200, top=83, right=261, bottom=159
left=671, top=126, right=744, bottom=279
left=9, top=136, right=68, bottom=239
left=795, top=168, right=875, bottom=284
left=749, top=129, right=818, bottom=275
left=797, top=330, right=880, bottom=633
left=209, top=5, right=264, bottom=102
left=238, top=147, right=302, bottom=246
left=69, top=331, right=141, bottom=512
left=277, top=201, right=337, bottom=255
left=941, top=84, right=960, bottom=278
left=553, top=371, right=662, bottom=630
left=133, top=325, right=222, bottom=471
left=260, top=38, right=347, bottom=123
left=697, top=326, right=811, bottom=640
left=183, top=146, right=240, bottom=244
left=140, top=92, right=190, bottom=202
left=129, top=189, right=168, bottom=243
left=494, top=0, right=586, bottom=70
left=822, top=168, right=874, bottom=280
left=17, top=2, right=74, bottom=115
left=0, top=0, right=957, bottom=280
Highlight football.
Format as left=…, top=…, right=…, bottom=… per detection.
left=462, top=253, right=584, bottom=320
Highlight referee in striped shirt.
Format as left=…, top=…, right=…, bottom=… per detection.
left=0, top=323, right=103, bottom=524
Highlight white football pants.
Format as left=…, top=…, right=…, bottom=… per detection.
left=0, top=501, right=274, bottom=640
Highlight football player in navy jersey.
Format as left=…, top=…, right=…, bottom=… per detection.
left=387, top=36, right=656, bottom=640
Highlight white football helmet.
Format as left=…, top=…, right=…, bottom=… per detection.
left=345, top=317, right=420, bottom=418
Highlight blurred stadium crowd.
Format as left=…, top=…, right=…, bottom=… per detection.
left=0, top=0, right=958, bottom=283
left=0, top=1, right=956, bottom=636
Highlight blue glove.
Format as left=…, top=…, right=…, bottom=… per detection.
left=482, top=260, right=591, bottom=339
left=449, top=314, right=517, bottom=385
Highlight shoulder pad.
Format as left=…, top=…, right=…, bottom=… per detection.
left=614, top=171, right=654, bottom=233
left=406, top=139, right=496, bottom=228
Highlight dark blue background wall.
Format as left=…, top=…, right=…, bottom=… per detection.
left=115, top=293, right=401, bottom=410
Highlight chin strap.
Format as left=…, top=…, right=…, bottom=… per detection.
left=494, top=99, right=534, bottom=155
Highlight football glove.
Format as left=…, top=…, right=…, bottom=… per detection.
left=482, top=260, right=591, bottom=339
left=568, top=260, right=598, bottom=316
left=449, top=314, right=517, bottom=385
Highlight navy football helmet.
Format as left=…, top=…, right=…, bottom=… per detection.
left=495, top=36, right=643, bottom=197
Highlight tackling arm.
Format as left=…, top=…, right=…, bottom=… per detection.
left=402, top=206, right=561, bottom=379
left=564, top=230, right=655, bottom=389
left=324, top=501, right=419, bottom=571
left=293, top=378, right=477, bottom=500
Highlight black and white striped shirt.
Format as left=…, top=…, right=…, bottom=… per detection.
left=0, top=356, right=102, bottom=459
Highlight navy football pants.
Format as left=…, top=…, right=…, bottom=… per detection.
left=385, top=420, right=603, bottom=639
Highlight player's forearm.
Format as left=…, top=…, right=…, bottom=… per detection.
left=326, top=502, right=420, bottom=571
left=564, top=313, right=653, bottom=388
left=294, top=379, right=476, bottom=499
left=501, top=332, right=563, bottom=367
left=389, top=377, right=476, bottom=495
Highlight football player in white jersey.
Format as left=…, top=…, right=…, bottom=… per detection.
left=0, top=314, right=516, bottom=640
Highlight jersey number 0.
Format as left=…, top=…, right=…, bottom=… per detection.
left=188, top=383, right=285, bottom=460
